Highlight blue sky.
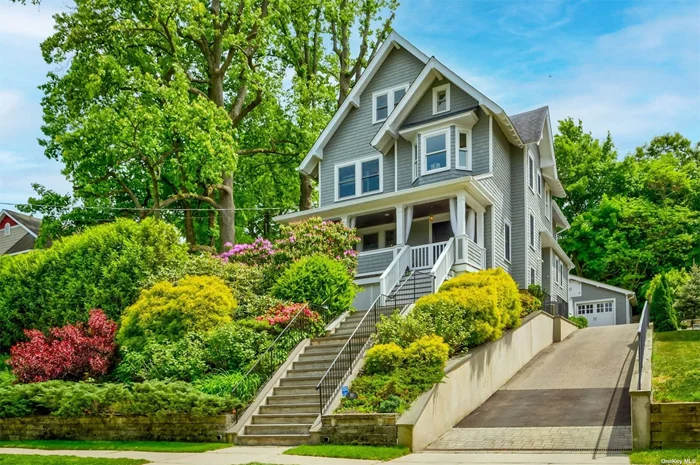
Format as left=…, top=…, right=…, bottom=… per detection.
left=1, top=0, right=699, bottom=207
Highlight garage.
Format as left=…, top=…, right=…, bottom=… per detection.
left=569, top=275, right=637, bottom=327
left=575, top=299, right=615, bottom=327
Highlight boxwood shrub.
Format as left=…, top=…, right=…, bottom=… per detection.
left=0, top=218, right=188, bottom=350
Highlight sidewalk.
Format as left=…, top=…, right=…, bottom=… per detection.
left=0, top=447, right=633, bottom=465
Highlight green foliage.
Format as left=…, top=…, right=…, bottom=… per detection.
left=114, top=335, right=208, bottom=383
left=527, top=284, right=546, bottom=302
left=645, top=268, right=691, bottom=303
left=192, top=372, right=246, bottom=398
left=0, top=381, right=234, bottom=419
left=117, top=276, right=236, bottom=350
left=409, top=292, right=473, bottom=354
left=0, top=455, right=149, bottom=465
left=674, top=265, right=700, bottom=321
left=651, top=275, right=678, bottom=332
left=652, top=330, right=700, bottom=403
left=283, top=444, right=410, bottom=462
left=404, top=335, right=449, bottom=369
left=375, top=311, right=434, bottom=348
left=568, top=316, right=588, bottom=329
left=271, top=255, right=357, bottom=315
left=519, top=293, right=542, bottom=317
left=0, top=440, right=230, bottom=453
left=203, top=323, right=273, bottom=373
left=0, top=218, right=187, bottom=350
left=364, top=343, right=405, bottom=375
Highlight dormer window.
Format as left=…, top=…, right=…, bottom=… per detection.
left=432, top=83, right=450, bottom=114
left=422, top=128, right=450, bottom=174
left=372, top=83, right=409, bottom=124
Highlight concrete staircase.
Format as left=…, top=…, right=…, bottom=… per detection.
left=236, top=306, right=397, bottom=446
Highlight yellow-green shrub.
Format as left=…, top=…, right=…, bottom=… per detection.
left=117, top=275, right=236, bottom=350
left=364, top=342, right=405, bottom=375
left=404, top=335, right=449, bottom=369
left=439, top=268, right=522, bottom=329
left=410, top=293, right=472, bottom=353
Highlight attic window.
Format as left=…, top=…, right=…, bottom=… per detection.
left=4, top=223, right=9, bottom=236
left=432, top=84, right=450, bottom=115
left=372, top=83, right=409, bottom=124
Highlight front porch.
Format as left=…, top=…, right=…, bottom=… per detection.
left=352, top=196, right=487, bottom=299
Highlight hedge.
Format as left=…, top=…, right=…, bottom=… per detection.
left=0, top=219, right=188, bottom=350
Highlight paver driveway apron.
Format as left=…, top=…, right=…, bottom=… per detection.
left=428, top=324, right=638, bottom=452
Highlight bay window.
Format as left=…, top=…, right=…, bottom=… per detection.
left=422, top=128, right=450, bottom=174
left=457, top=129, right=472, bottom=170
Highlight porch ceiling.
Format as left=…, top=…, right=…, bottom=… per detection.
left=355, top=209, right=395, bottom=229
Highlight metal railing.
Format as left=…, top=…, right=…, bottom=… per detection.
left=231, top=301, right=332, bottom=420
left=378, top=245, right=411, bottom=296
left=637, top=301, right=650, bottom=390
left=316, top=294, right=387, bottom=414
left=542, top=293, right=569, bottom=319
left=387, top=269, right=434, bottom=309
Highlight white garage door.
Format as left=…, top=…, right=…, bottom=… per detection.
left=576, top=300, right=615, bottom=327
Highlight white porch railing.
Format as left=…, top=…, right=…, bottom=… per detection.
left=378, top=245, right=411, bottom=296
left=411, top=241, right=449, bottom=270
left=430, top=237, right=455, bottom=291
left=465, top=237, right=486, bottom=270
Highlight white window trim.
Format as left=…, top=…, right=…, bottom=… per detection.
left=421, top=127, right=451, bottom=175
left=334, top=155, right=383, bottom=202
left=4, top=223, right=10, bottom=236
left=530, top=267, right=536, bottom=286
left=372, top=83, right=409, bottom=125
left=537, top=171, right=542, bottom=197
left=528, top=152, right=535, bottom=192
left=545, top=185, right=551, bottom=219
left=503, top=220, right=511, bottom=263
left=456, top=127, right=472, bottom=171
left=411, top=142, right=418, bottom=182
left=432, top=83, right=451, bottom=115
left=529, top=211, right=536, bottom=250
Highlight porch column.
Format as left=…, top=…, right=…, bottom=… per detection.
left=456, top=195, right=467, bottom=263
left=339, top=215, right=349, bottom=227
left=477, top=211, right=485, bottom=247
left=395, top=205, right=405, bottom=245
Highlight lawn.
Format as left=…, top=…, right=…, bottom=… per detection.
left=0, top=455, right=148, bottom=465
left=283, top=444, right=410, bottom=461
left=652, top=330, right=700, bottom=402
left=630, top=448, right=700, bottom=464
left=0, top=441, right=230, bottom=453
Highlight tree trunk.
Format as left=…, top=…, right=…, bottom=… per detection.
left=218, top=174, right=235, bottom=248
left=299, top=171, right=313, bottom=210
left=183, top=200, right=196, bottom=246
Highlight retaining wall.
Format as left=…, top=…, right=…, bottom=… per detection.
left=651, top=402, right=700, bottom=449
left=0, top=415, right=233, bottom=442
left=318, top=414, right=398, bottom=446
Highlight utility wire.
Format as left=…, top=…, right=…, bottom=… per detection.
left=0, top=202, right=296, bottom=212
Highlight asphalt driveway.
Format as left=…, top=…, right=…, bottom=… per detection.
left=428, top=324, right=639, bottom=452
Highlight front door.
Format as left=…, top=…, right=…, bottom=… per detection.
left=432, top=220, right=451, bottom=243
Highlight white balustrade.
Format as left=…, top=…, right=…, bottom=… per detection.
left=379, top=245, right=411, bottom=296
left=465, top=237, right=486, bottom=270
left=430, top=238, right=455, bottom=291
left=410, top=241, right=449, bottom=270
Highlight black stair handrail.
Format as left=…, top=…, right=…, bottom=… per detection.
left=231, top=299, right=333, bottom=421
left=315, top=293, right=386, bottom=414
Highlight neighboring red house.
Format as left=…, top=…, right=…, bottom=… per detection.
left=0, top=209, right=41, bottom=256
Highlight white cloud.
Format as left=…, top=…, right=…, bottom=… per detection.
left=0, top=89, right=35, bottom=136
left=0, top=3, right=57, bottom=41
left=0, top=150, right=42, bottom=170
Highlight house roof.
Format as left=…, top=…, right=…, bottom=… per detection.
left=0, top=209, right=40, bottom=237
left=5, top=233, right=36, bottom=255
left=569, top=275, right=638, bottom=306
left=511, top=106, right=549, bottom=144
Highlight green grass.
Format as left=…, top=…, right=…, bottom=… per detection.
left=629, top=448, right=700, bottom=464
left=0, top=455, right=148, bottom=465
left=652, top=330, right=700, bottom=402
left=283, top=444, right=410, bottom=461
left=0, top=440, right=230, bottom=453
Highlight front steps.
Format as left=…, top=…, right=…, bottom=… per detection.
left=235, top=306, right=398, bottom=446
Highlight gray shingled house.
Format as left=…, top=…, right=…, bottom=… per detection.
left=0, top=209, right=41, bottom=256
left=569, top=275, right=637, bottom=327
left=274, top=32, right=574, bottom=310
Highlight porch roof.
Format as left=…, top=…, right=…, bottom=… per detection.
left=273, top=175, right=495, bottom=224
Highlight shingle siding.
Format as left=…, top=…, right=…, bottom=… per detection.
left=0, top=227, right=28, bottom=255
left=403, top=78, right=478, bottom=126
left=357, top=250, right=395, bottom=275
left=319, top=47, right=425, bottom=207
left=509, top=144, right=527, bottom=288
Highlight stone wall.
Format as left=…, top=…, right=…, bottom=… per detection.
left=318, top=414, right=398, bottom=446
left=0, top=415, right=233, bottom=442
left=651, top=403, right=700, bottom=449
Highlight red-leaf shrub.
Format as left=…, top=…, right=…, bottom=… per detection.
left=256, top=303, right=321, bottom=328
left=8, top=309, right=118, bottom=383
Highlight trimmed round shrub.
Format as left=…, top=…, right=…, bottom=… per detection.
left=0, top=218, right=188, bottom=350
left=364, top=343, right=405, bottom=375
left=568, top=316, right=588, bottom=328
left=439, top=268, right=522, bottom=329
left=117, top=275, right=236, bottom=350
left=404, top=335, right=449, bottom=369
left=375, top=311, right=435, bottom=348
left=271, top=255, right=357, bottom=316
left=411, top=292, right=473, bottom=354
left=520, top=293, right=542, bottom=317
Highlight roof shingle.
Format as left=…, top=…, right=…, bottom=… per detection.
left=510, top=106, right=549, bottom=144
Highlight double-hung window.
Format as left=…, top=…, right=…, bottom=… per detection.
left=530, top=267, right=536, bottom=286
left=456, top=129, right=472, bottom=170
left=411, top=143, right=418, bottom=182
left=529, top=213, right=535, bottom=249
left=432, top=84, right=450, bottom=114
left=537, top=172, right=542, bottom=196
left=372, top=83, right=409, bottom=124
left=335, top=156, right=382, bottom=200
left=504, top=221, right=511, bottom=262
left=528, top=153, right=535, bottom=191
left=422, top=129, right=450, bottom=174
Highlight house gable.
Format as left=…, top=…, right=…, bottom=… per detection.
left=318, top=46, right=426, bottom=207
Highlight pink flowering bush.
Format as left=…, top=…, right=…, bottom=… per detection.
left=8, top=310, right=118, bottom=383
left=256, top=303, right=323, bottom=335
left=219, top=238, right=276, bottom=267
